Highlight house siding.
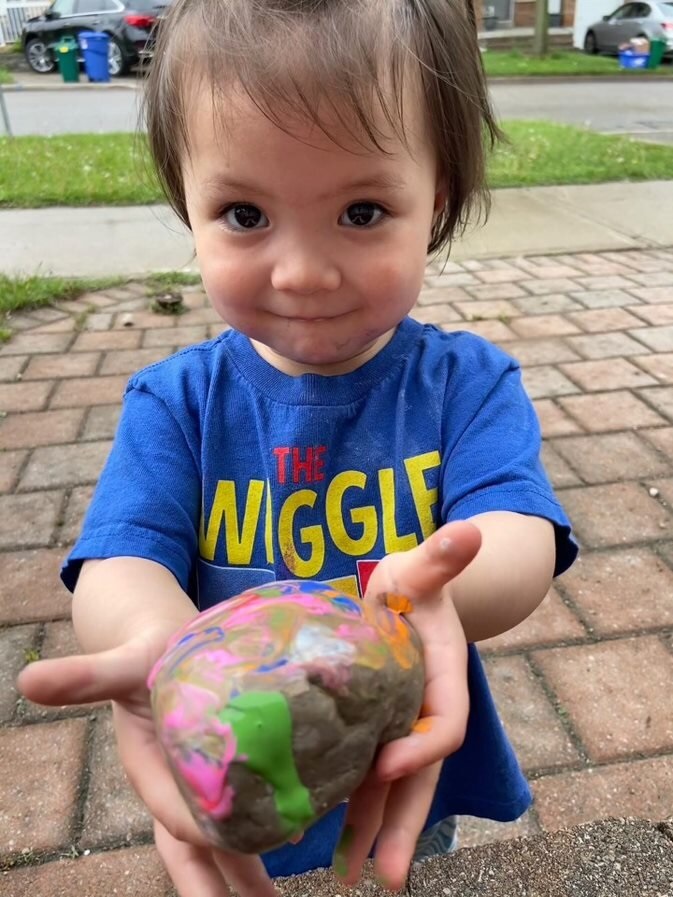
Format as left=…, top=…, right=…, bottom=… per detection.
left=471, top=0, right=576, bottom=28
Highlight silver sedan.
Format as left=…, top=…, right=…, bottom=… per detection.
left=583, top=1, right=673, bottom=55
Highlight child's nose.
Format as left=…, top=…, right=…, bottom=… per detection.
left=271, top=250, right=341, bottom=295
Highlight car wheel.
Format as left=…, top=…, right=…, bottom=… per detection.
left=107, top=36, right=130, bottom=76
left=584, top=30, right=597, bottom=55
left=25, top=37, right=56, bottom=74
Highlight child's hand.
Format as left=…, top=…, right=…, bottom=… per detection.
left=333, top=520, right=482, bottom=891
left=17, top=627, right=280, bottom=897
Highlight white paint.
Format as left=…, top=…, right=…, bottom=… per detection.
left=573, top=0, right=621, bottom=48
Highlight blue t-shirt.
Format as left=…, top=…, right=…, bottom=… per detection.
left=63, top=317, right=577, bottom=876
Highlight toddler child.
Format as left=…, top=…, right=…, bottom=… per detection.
left=19, top=1, right=577, bottom=894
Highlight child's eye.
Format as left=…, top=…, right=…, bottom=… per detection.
left=222, top=204, right=269, bottom=231
left=340, top=202, right=385, bottom=228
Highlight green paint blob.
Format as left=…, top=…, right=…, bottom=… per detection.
left=219, top=692, right=313, bottom=835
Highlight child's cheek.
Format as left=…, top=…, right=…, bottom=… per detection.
left=201, top=251, right=260, bottom=318
left=365, top=256, right=424, bottom=310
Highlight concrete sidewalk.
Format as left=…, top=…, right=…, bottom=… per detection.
left=3, top=180, right=673, bottom=278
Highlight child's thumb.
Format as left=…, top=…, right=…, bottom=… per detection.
left=17, top=640, right=151, bottom=706
left=365, top=520, right=482, bottom=605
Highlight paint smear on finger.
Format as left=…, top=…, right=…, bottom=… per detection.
left=333, top=824, right=356, bottom=878
left=412, top=717, right=433, bottom=735
left=385, top=593, right=414, bottom=614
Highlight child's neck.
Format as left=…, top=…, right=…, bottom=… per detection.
left=250, top=328, right=397, bottom=377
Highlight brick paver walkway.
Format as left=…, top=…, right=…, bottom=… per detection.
left=2, top=248, right=673, bottom=895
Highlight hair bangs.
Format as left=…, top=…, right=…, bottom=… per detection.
left=143, top=0, right=501, bottom=255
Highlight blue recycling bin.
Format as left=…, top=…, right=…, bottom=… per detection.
left=618, top=48, right=650, bottom=69
left=78, top=31, right=110, bottom=82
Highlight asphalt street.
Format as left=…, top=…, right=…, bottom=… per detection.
left=1, top=76, right=673, bottom=142
left=490, top=78, right=673, bottom=145
left=0, top=82, right=142, bottom=135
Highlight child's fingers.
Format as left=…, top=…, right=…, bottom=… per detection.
left=332, top=773, right=389, bottom=885
left=373, top=763, right=442, bottom=892
left=157, top=820, right=280, bottom=897
left=376, top=706, right=467, bottom=782
left=211, top=849, right=281, bottom=897
left=17, top=640, right=151, bottom=706
left=112, top=703, right=212, bottom=847
left=376, top=640, right=470, bottom=780
left=364, top=521, right=481, bottom=606
left=155, top=819, right=233, bottom=897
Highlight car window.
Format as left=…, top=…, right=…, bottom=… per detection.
left=76, top=0, right=105, bottom=12
left=50, top=0, right=76, bottom=15
left=611, top=4, right=635, bottom=18
left=634, top=3, right=651, bottom=15
left=127, top=0, right=168, bottom=9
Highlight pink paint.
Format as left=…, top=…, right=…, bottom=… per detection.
left=334, top=622, right=378, bottom=641
left=302, top=661, right=352, bottom=692
left=176, top=748, right=237, bottom=819
left=199, top=593, right=342, bottom=630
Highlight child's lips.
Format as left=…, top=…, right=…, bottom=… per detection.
left=272, top=310, right=352, bottom=323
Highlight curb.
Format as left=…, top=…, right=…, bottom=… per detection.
left=0, top=81, right=139, bottom=91
left=3, top=76, right=671, bottom=92
left=487, top=73, right=673, bottom=83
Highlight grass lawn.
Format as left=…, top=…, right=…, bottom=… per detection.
left=1, top=122, right=672, bottom=208
left=0, top=273, right=120, bottom=340
left=0, top=273, right=121, bottom=319
left=0, top=271, right=201, bottom=339
left=0, top=67, right=13, bottom=85
left=492, top=119, right=673, bottom=187
left=482, top=49, right=673, bottom=77
left=0, top=133, right=159, bottom=206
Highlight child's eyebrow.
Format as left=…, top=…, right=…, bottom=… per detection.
left=319, top=174, right=408, bottom=200
left=200, top=173, right=407, bottom=201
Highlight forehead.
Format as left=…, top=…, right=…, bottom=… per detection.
left=182, top=77, right=434, bottom=189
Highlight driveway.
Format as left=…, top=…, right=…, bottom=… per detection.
left=2, top=244, right=673, bottom=894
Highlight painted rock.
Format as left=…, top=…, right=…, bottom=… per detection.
left=148, top=580, right=424, bottom=854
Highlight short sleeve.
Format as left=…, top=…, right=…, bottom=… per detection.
left=61, top=384, right=202, bottom=593
left=439, top=337, right=578, bottom=576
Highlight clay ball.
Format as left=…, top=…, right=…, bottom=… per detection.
left=148, top=580, right=424, bottom=853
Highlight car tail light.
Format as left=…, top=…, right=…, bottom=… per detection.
left=663, top=21, right=673, bottom=30
left=124, top=13, right=156, bottom=27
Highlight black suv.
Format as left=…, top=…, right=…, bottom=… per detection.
left=22, top=0, right=170, bottom=77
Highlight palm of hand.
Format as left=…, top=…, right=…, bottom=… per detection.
left=18, top=630, right=281, bottom=897
left=332, top=520, right=481, bottom=890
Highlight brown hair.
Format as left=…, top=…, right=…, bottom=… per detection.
left=143, top=0, right=501, bottom=255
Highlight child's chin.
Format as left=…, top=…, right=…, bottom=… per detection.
left=283, top=340, right=361, bottom=369
left=255, top=332, right=376, bottom=374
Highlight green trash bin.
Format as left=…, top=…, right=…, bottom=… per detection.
left=52, top=37, right=80, bottom=83
left=647, top=38, right=667, bottom=69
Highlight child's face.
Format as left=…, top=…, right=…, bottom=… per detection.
left=183, top=85, right=443, bottom=375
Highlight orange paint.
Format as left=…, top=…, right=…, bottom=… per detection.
left=385, top=593, right=414, bottom=614
left=363, top=602, right=418, bottom=670
left=412, top=718, right=433, bottom=735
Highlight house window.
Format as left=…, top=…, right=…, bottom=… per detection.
left=484, top=0, right=514, bottom=22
